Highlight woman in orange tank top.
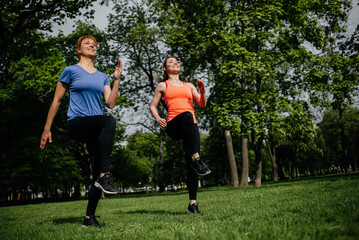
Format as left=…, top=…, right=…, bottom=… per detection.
left=150, top=57, right=211, bottom=214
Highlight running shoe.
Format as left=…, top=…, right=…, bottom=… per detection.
left=82, top=215, right=101, bottom=228
left=94, top=173, right=120, bottom=194
left=191, top=158, right=211, bottom=176
left=187, top=203, right=201, bottom=214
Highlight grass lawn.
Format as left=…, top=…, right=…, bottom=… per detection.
left=1, top=173, right=359, bottom=240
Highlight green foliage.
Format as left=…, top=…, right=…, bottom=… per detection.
left=162, top=135, right=187, bottom=185
left=5, top=51, right=66, bottom=102
left=112, top=131, right=160, bottom=188
left=127, top=132, right=159, bottom=184
left=1, top=0, right=358, bottom=197
left=305, top=53, right=359, bottom=110
left=108, top=0, right=165, bottom=103
left=152, top=0, right=355, bottom=184
left=0, top=0, right=111, bottom=60
left=0, top=22, right=127, bottom=200
left=319, top=107, right=359, bottom=170
left=1, top=174, right=359, bottom=239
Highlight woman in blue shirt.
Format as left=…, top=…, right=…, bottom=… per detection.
left=40, top=35, right=122, bottom=228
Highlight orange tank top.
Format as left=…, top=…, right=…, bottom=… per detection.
left=163, top=80, right=197, bottom=123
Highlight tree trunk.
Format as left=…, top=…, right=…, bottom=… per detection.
left=254, top=161, right=262, bottom=187
left=239, top=135, right=249, bottom=186
left=254, top=147, right=262, bottom=187
left=266, top=139, right=279, bottom=182
left=224, top=130, right=239, bottom=187
left=296, top=168, right=300, bottom=178
left=253, top=132, right=263, bottom=187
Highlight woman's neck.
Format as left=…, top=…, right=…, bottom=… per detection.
left=77, top=57, right=96, bottom=73
left=78, top=57, right=95, bottom=68
left=168, top=74, right=180, bottom=82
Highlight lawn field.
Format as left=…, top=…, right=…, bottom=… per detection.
left=1, top=174, right=359, bottom=240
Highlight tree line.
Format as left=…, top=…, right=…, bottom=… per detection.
left=0, top=0, right=358, bottom=203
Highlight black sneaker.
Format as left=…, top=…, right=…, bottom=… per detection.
left=187, top=203, right=201, bottom=214
left=191, top=158, right=211, bottom=176
left=82, top=215, right=101, bottom=228
left=94, top=173, right=119, bottom=194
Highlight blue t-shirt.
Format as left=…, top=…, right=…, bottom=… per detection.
left=59, top=64, right=110, bottom=121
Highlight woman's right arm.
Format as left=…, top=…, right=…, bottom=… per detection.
left=40, top=81, right=67, bottom=149
left=150, top=82, right=167, bottom=129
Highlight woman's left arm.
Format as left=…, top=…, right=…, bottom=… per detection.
left=191, top=78, right=207, bottom=108
left=104, top=59, right=123, bottom=109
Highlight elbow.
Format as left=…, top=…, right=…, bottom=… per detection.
left=106, top=103, right=116, bottom=109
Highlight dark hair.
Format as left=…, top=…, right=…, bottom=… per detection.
left=162, top=57, right=171, bottom=81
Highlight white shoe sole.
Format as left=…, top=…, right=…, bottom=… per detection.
left=187, top=209, right=195, bottom=214
left=94, top=181, right=118, bottom=194
left=192, top=168, right=212, bottom=176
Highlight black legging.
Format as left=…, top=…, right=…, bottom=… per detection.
left=165, top=111, right=200, bottom=200
left=68, top=115, right=116, bottom=216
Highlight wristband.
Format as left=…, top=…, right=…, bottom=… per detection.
left=200, top=91, right=205, bottom=94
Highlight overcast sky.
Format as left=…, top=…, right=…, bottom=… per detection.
left=53, top=0, right=358, bottom=36
left=51, top=0, right=358, bottom=134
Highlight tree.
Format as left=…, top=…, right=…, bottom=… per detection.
left=154, top=0, right=354, bottom=188
left=107, top=0, right=172, bottom=191
left=0, top=22, right=124, bottom=202
left=0, top=0, right=100, bottom=50
left=127, top=132, right=160, bottom=190
left=303, top=16, right=359, bottom=173
left=319, top=107, right=359, bottom=173
left=0, top=0, right=107, bottom=86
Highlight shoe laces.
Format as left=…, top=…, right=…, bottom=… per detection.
left=196, top=159, right=205, bottom=169
left=193, top=204, right=199, bottom=210
left=191, top=203, right=200, bottom=213
left=106, top=173, right=116, bottom=186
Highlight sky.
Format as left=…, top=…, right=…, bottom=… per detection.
left=53, top=0, right=359, bottom=36
left=51, top=0, right=359, bottom=134
left=51, top=1, right=114, bottom=36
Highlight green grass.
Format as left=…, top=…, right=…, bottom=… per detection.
left=1, top=174, right=359, bottom=240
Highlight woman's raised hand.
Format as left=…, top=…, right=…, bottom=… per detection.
left=114, top=59, right=123, bottom=80
left=196, top=78, right=205, bottom=93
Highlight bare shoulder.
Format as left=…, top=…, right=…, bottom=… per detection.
left=186, top=82, right=196, bottom=90
left=157, top=82, right=166, bottom=90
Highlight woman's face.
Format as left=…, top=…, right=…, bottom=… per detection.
left=78, top=38, right=97, bottom=58
left=164, top=58, right=180, bottom=74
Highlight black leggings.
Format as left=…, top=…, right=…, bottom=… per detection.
left=166, top=111, right=200, bottom=200
left=68, top=115, right=116, bottom=216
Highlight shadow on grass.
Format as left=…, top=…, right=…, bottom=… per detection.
left=106, top=189, right=189, bottom=200
left=115, top=209, right=185, bottom=216
left=52, top=216, right=82, bottom=225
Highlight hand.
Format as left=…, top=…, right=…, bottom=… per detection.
left=114, top=59, right=123, bottom=80
left=40, top=129, right=52, bottom=149
left=196, top=78, right=205, bottom=93
left=157, top=118, right=167, bottom=129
